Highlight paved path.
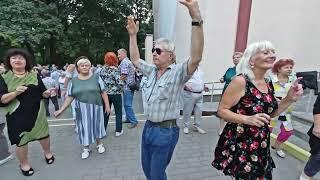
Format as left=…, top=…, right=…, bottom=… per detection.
left=0, top=115, right=310, bottom=180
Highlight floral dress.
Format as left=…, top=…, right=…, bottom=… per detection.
left=212, top=74, right=278, bottom=180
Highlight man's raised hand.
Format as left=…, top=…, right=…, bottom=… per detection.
left=126, top=15, right=139, bottom=36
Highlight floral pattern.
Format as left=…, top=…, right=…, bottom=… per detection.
left=99, top=66, right=124, bottom=95
left=212, top=74, right=278, bottom=180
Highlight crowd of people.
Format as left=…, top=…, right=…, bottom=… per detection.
left=0, top=0, right=319, bottom=179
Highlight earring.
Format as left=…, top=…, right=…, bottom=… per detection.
left=250, top=65, right=254, bottom=69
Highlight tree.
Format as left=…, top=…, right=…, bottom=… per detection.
left=0, top=33, right=20, bottom=62
left=0, top=0, right=153, bottom=66
left=0, top=0, right=64, bottom=64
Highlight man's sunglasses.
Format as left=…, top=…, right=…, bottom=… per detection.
left=152, top=48, right=168, bottom=55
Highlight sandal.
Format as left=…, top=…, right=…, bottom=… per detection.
left=45, top=155, right=55, bottom=164
left=19, top=165, right=34, bottom=176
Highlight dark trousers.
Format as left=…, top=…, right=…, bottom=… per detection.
left=304, top=151, right=320, bottom=177
left=141, top=120, right=180, bottom=180
left=104, top=94, right=122, bottom=132
left=44, top=96, right=59, bottom=116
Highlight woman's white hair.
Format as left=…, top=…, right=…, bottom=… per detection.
left=236, top=40, right=275, bottom=80
left=155, top=38, right=176, bottom=62
left=76, top=58, right=91, bottom=66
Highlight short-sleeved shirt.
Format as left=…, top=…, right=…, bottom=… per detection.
left=67, top=74, right=105, bottom=106
left=42, top=77, right=57, bottom=97
left=99, top=66, right=124, bottom=95
left=119, top=57, right=135, bottom=90
left=138, top=59, right=191, bottom=122
left=184, top=69, right=204, bottom=92
left=308, top=95, right=320, bottom=154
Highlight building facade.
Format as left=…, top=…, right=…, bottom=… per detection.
left=153, top=0, right=320, bottom=82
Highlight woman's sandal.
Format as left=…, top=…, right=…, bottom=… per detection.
left=45, top=155, right=55, bottom=164
left=19, top=165, right=34, bottom=176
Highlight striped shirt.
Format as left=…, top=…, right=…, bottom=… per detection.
left=138, top=59, right=192, bottom=122
left=119, top=57, right=135, bottom=90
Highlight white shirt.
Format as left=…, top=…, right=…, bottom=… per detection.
left=184, top=69, right=204, bottom=92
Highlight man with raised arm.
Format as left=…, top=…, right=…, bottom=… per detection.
left=126, top=0, right=204, bottom=179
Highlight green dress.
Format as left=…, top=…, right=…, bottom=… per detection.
left=0, top=71, right=49, bottom=146
left=222, top=67, right=236, bottom=94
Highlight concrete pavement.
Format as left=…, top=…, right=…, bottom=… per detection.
left=0, top=115, right=311, bottom=180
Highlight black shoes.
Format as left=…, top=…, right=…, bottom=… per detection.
left=19, top=165, right=34, bottom=176
left=45, top=155, right=55, bottom=164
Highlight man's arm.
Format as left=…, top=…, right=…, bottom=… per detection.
left=179, top=0, right=204, bottom=75
left=127, top=16, right=140, bottom=69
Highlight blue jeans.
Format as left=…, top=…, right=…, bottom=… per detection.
left=123, top=90, right=137, bottom=124
left=141, top=120, right=179, bottom=180
left=304, top=151, right=320, bottom=177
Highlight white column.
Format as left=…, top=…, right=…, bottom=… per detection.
left=145, top=34, right=154, bottom=63
left=153, top=0, right=178, bottom=40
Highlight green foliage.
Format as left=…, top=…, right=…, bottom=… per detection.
left=0, top=0, right=153, bottom=66
left=0, top=33, right=20, bottom=63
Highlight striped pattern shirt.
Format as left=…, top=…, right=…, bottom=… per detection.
left=138, top=59, right=192, bottom=122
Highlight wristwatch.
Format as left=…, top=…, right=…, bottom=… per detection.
left=192, top=19, right=203, bottom=27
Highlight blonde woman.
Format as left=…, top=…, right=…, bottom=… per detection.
left=212, top=41, right=303, bottom=179
left=54, top=56, right=110, bottom=159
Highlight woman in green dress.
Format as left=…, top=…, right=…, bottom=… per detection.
left=0, top=48, right=55, bottom=176
left=54, top=56, right=111, bottom=159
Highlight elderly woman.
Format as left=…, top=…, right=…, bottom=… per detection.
left=218, top=52, right=243, bottom=135
left=270, top=59, right=296, bottom=158
left=212, top=41, right=303, bottom=179
left=99, top=52, right=124, bottom=136
left=0, top=48, right=55, bottom=176
left=54, top=56, right=110, bottom=159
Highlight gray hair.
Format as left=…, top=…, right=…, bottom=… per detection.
left=118, top=48, right=127, bottom=55
left=155, top=38, right=176, bottom=62
left=236, top=41, right=275, bottom=80
left=76, top=58, right=91, bottom=67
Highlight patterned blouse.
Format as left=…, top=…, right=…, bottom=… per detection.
left=99, top=66, right=124, bottom=95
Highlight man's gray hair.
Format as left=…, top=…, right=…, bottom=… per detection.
left=155, top=38, right=175, bottom=52
left=155, top=38, right=176, bottom=62
left=236, top=40, right=275, bottom=81
left=118, top=48, right=127, bottom=55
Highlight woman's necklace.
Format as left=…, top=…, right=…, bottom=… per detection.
left=13, top=71, right=27, bottom=76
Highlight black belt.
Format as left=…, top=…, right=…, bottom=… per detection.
left=278, top=115, right=287, bottom=121
left=148, top=119, right=178, bottom=128
left=183, top=87, right=202, bottom=93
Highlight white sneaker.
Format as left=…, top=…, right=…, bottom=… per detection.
left=97, top=144, right=105, bottom=154
left=81, top=148, right=91, bottom=159
left=183, top=127, right=189, bottom=134
left=195, top=126, right=207, bottom=134
left=115, top=130, right=124, bottom=137
left=276, top=150, right=286, bottom=158
left=0, top=154, right=13, bottom=166
left=300, top=171, right=312, bottom=180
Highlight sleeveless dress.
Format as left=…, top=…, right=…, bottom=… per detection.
left=212, top=75, right=278, bottom=180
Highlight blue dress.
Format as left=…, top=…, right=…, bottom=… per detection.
left=67, top=74, right=106, bottom=146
